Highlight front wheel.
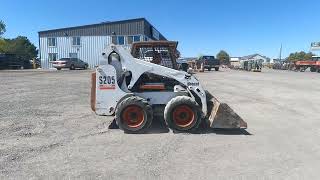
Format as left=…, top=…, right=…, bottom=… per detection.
left=215, top=67, right=219, bottom=71
left=207, top=67, right=211, bottom=71
left=164, top=96, right=202, bottom=132
left=115, top=96, right=153, bottom=133
left=84, top=64, right=88, bottom=70
left=57, top=68, right=61, bottom=70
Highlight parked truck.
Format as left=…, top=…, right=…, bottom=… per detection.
left=196, top=55, right=220, bottom=71
left=0, top=53, right=32, bottom=70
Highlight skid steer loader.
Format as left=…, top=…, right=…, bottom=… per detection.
left=91, top=44, right=247, bottom=133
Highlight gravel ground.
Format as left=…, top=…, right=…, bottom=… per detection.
left=0, top=68, right=320, bottom=179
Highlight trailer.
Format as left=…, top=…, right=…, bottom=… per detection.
left=294, top=56, right=320, bottom=72
left=239, top=59, right=262, bottom=72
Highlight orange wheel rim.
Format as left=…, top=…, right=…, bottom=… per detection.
left=172, top=105, right=195, bottom=128
left=122, top=105, right=145, bottom=128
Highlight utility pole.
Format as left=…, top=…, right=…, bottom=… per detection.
left=279, top=44, right=282, bottom=61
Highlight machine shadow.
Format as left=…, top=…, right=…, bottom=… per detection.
left=108, top=118, right=170, bottom=134
left=108, top=118, right=251, bottom=135
left=173, top=121, right=252, bottom=135
left=146, top=118, right=170, bottom=134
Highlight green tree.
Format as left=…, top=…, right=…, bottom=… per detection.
left=0, top=20, right=6, bottom=36
left=287, top=51, right=314, bottom=61
left=216, top=50, right=230, bottom=65
left=0, top=36, right=37, bottom=60
left=0, top=38, right=7, bottom=52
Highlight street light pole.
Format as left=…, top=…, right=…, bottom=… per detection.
left=279, top=44, right=282, bottom=61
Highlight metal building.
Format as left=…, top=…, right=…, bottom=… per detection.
left=38, top=18, right=167, bottom=68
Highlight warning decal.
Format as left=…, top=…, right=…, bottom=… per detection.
left=98, top=75, right=116, bottom=90
left=99, top=84, right=115, bottom=90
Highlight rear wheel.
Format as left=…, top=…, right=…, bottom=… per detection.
left=215, top=67, right=219, bottom=71
left=115, top=96, right=153, bottom=133
left=84, top=64, right=88, bottom=70
left=310, top=66, right=316, bottom=72
left=207, top=67, right=211, bottom=71
left=164, top=96, right=201, bottom=132
left=70, top=64, right=75, bottom=70
left=57, top=68, right=61, bottom=70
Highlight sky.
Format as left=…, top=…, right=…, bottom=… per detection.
left=0, top=0, right=319, bottom=58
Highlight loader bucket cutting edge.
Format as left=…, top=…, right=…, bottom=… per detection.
left=207, top=97, right=247, bottom=129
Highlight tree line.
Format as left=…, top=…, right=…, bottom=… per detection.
left=211, top=50, right=315, bottom=64
left=0, top=20, right=37, bottom=60
left=286, top=51, right=314, bottom=61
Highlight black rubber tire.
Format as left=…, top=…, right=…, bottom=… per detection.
left=207, top=67, right=211, bottom=71
left=84, top=64, right=88, bottom=70
left=164, top=96, right=202, bottom=132
left=215, top=67, right=219, bottom=71
left=70, top=64, right=75, bottom=70
left=115, top=96, right=153, bottom=133
left=310, top=67, right=316, bottom=72
left=57, top=68, right=61, bottom=70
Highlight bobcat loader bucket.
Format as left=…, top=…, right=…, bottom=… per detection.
left=206, top=94, right=247, bottom=129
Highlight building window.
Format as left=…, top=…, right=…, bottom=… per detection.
left=127, top=36, right=133, bottom=44
left=48, top=53, right=57, bottom=62
left=117, top=36, right=125, bottom=45
left=72, top=37, right=81, bottom=46
left=133, top=35, right=140, bottom=42
left=144, top=36, right=149, bottom=41
left=112, top=36, right=117, bottom=44
left=48, top=38, right=56, bottom=47
left=69, top=53, right=78, bottom=58
left=127, top=35, right=141, bottom=44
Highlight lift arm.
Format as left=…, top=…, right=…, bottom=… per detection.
left=101, top=45, right=208, bottom=116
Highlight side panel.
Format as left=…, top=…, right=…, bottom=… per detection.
left=95, top=65, right=128, bottom=115
left=135, top=92, right=186, bottom=105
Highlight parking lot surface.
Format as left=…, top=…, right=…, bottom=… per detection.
left=1, top=69, right=320, bottom=179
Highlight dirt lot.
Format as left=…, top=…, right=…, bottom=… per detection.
left=1, top=69, right=320, bottom=179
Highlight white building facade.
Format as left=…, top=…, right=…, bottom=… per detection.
left=38, top=18, right=167, bottom=68
left=241, top=54, right=270, bottom=64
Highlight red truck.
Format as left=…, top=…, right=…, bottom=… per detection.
left=294, top=56, right=320, bottom=72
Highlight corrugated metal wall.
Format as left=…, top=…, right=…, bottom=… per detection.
left=40, top=36, right=112, bottom=68
left=39, top=20, right=145, bottom=37
left=39, top=19, right=167, bottom=69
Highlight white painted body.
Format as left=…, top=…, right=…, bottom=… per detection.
left=94, top=45, right=208, bottom=117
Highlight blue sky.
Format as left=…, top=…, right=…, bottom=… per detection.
left=0, top=0, right=319, bottom=58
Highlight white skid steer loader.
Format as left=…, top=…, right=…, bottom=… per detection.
left=91, top=44, right=247, bottom=133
